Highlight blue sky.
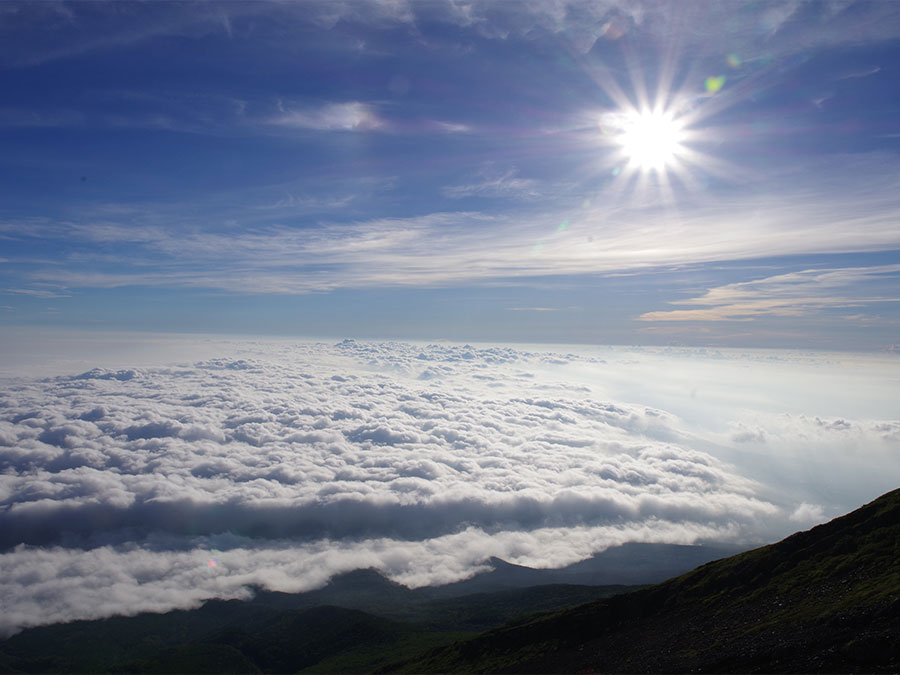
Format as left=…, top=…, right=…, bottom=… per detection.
left=2, top=0, right=900, bottom=348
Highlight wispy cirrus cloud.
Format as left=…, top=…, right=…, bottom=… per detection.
left=265, top=101, right=470, bottom=135
left=0, top=1, right=260, bottom=69
left=838, top=65, right=881, bottom=80
left=443, top=167, right=542, bottom=199
left=12, top=166, right=900, bottom=296
left=3, top=287, right=71, bottom=299
left=639, top=265, right=900, bottom=322
left=268, top=101, right=384, bottom=132
left=6, top=1, right=900, bottom=72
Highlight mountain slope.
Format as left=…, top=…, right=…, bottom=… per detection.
left=395, top=488, right=900, bottom=673
left=0, top=580, right=630, bottom=673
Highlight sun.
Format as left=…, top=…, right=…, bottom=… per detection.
left=615, top=108, right=686, bottom=172
left=589, top=68, right=733, bottom=200
left=593, top=99, right=706, bottom=203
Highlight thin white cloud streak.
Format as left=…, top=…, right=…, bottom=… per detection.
left=1, top=0, right=890, bottom=155
left=506, top=307, right=562, bottom=312
left=16, top=173, right=900, bottom=294
left=443, top=168, right=542, bottom=199
left=838, top=65, right=881, bottom=80
left=0, top=1, right=268, bottom=69
left=268, top=102, right=384, bottom=132
left=264, top=101, right=472, bottom=136
left=341, top=0, right=900, bottom=57
left=6, top=1, right=899, bottom=75
left=3, top=287, right=72, bottom=299
left=431, top=121, right=471, bottom=133
left=639, top=265, right=900, bottom=322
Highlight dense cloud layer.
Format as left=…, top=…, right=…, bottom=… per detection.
left=1, top=340, right=897, bottom=635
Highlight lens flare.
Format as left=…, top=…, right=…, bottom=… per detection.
left=705, top=75, right=726, bottom=93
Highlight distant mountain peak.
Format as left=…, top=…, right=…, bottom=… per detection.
left=325, top=567, right=401, bottom=589
left=486, top=556, right=520, bottom=568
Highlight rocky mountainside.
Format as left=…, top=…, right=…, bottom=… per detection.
left=395, top=488, right=900, bottom=673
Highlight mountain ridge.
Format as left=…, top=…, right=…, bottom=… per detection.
left=427, top=541, right=744, bottom=597
left=394, top=488, right=900, bottom=673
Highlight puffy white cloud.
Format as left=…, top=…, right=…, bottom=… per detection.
left=0, top=517, right=731, bottom=637
left=0, top=345, right=766, bottom=546
left=789, top=502, right=826, bottom=524
left=1, top=339, right=897, bottom=635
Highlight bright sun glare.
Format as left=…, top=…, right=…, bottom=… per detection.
left=616, top=108, right=686, bottom=171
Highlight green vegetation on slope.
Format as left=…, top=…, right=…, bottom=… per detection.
left=0, top=579, right=630, bottom=674
left=394, top=488, right=900, bottom=673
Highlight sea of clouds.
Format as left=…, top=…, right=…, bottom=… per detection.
left=1, top=336, right=898, bottom=636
